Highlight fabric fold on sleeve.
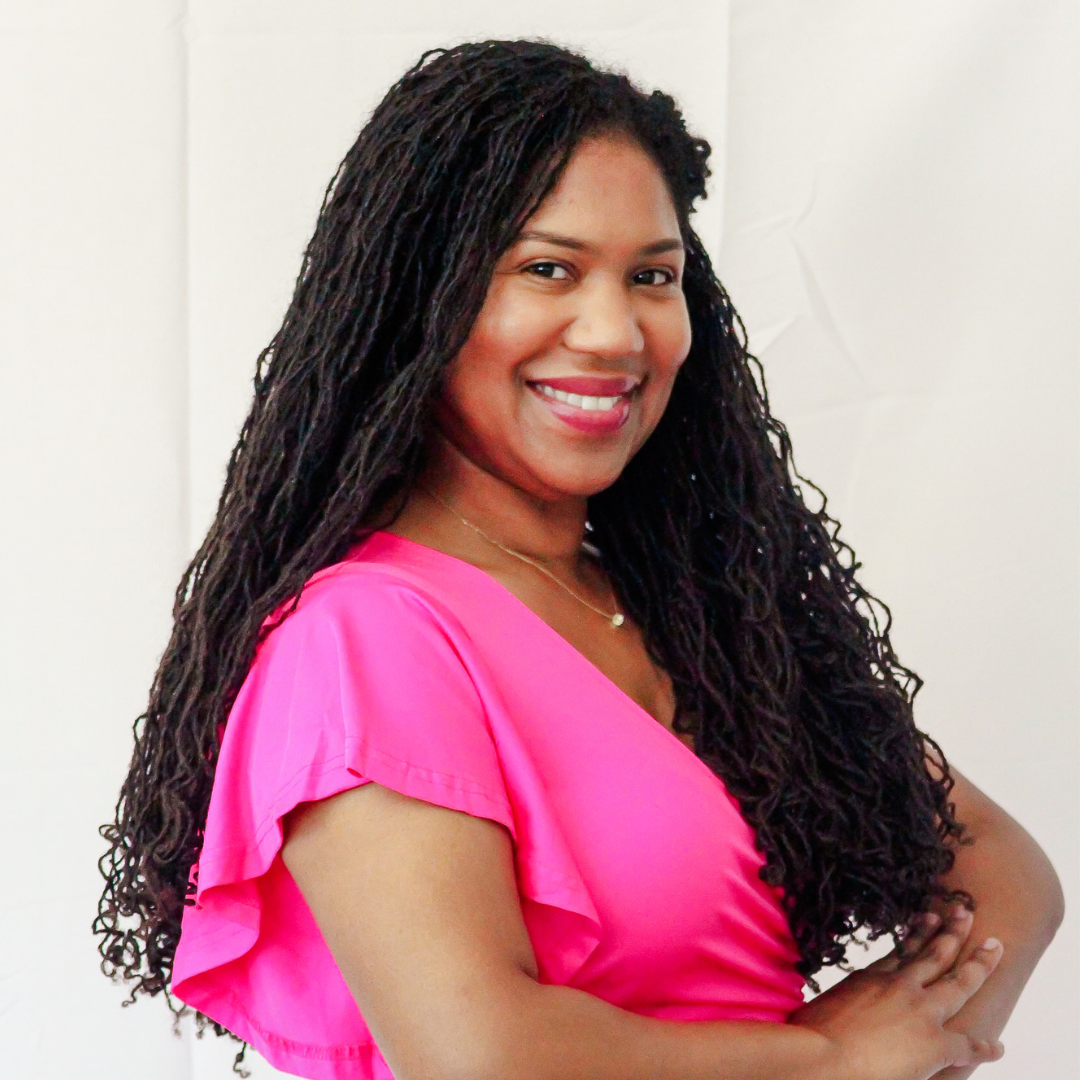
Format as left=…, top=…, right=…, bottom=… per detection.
left=171, top=565, right=602, bottom=1080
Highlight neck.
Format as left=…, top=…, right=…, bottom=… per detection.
left=414, top=434, right=589, bottom=567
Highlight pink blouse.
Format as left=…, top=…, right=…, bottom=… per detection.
left=172, top=532, right=804, bottom=1079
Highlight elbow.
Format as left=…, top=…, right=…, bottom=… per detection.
left=1019, top=834, right=1067, bottom=952
left=438, top=1024, right=539, bottom=1080
left=378, top=970, right=547, bottom=1080
left=392, top=1042, right=518, bottom=1080
left=430, top=1045, right=528, bottom=1080
left=1031, top=829, right=1066, bottom=949
left=1041, top=866, right=1066, bottom=946
left=438, top=972, right=555, bottom=1080
left=393, top=1007, right=538, bottom=1080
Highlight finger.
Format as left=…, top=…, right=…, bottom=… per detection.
left=967, top=1036, right=1006, bottom=1067
left=866, top=947, right=906, bottom=974
left=942, top=1033, right=1004, bottom=1069
left=905, top=906, right=974, bottom=985
left=871, top=911, right=944, bottom=974
left=897, top=910, right=943, bottom=960
left=933, top=939, right=1004, bottom=1018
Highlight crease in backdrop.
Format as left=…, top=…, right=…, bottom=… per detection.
left=0, top=2, right=1074, bottom=1077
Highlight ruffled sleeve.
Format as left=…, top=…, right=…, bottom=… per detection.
left=171, top=563, right=599, bottom=1080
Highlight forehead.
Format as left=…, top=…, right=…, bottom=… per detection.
left=521, top=135, right=681, bottom=242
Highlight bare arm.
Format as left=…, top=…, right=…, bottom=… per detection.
left=281, top=783, right=1002, bottom=1080
left=930, top=766, right=1064, bottom=1079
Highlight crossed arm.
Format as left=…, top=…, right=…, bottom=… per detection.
left=280, top=765, right=1061, bottom=1080
left=924, top=767, right=1064, bottom=1079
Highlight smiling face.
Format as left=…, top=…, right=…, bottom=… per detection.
left=433, top=133, right=693, bottom=500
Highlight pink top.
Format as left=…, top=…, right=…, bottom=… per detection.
left=172, top=532, right=804, bottom=1079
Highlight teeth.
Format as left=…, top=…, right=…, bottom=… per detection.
left=536, top=384, right=624, bottom=411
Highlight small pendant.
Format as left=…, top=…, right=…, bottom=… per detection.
left=611, top=612, right=625, bottom=627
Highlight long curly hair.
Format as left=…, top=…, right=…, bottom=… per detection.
left=96, top=39, right=964, bottom=1021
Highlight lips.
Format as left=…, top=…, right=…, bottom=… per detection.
left=529, top=375, right=639, bottom=396
left=526, top=374, right=639, bottom=435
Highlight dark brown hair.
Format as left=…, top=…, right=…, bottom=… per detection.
left=96, top=40, right=964, bottom=1029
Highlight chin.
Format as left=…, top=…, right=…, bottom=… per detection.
left=536, top=460, right=628, bottom=498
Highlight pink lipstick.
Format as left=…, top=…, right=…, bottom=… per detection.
left=526, top=375, right=639, bottom=436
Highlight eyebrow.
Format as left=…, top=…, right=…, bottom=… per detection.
left=516, top=230, right=684, bottom=256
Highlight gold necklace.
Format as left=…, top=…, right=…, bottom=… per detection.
left=424, top=488, right=626, bottom=628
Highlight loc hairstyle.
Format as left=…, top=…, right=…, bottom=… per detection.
left=96, top=39, right=965, bottom=1022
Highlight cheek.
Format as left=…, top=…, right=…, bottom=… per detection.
left=440, top=352, right=500, bottom=438
left=651, top=303, right=693, bottom=383
left=466, top=280, right=558, bottom=363
left=437, top=334, right=524, bottom=448
left=635, top=306, right=691, bottom=432
left=443, top=320, right=521, bottom=408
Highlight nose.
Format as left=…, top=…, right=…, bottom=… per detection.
left=562, top=277, right=645, bottom=359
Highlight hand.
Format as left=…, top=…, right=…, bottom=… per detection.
left=790, top=906, right=1005, bottom=1080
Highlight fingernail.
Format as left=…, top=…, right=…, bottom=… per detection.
left=980, top=937, right=1001, bottom=950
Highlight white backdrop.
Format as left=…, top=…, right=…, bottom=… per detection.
left=1, top=2, right=1074, bottom=1078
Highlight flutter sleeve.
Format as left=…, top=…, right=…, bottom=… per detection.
left=171, top=567, right=517, bottom=1080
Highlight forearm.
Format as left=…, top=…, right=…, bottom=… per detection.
left=458, top=976, right=833, bottom=1080
left=296, top=789, right=838, bottom=1080
left=931, top=793, right=1064, bottom=1078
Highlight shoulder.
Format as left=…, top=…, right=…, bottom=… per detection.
left=263, top=545, right=465, bottom=662
left=214, top=541, right=511, bottom=845
left=245, top=543, right=495, bottom=741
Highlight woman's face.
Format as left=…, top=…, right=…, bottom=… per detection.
left=435, top=133, right=692, bottom=500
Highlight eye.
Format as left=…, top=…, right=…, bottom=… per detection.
left=633, top=268, right=677, bottom=286
left=526, top=261, right=571, bottom=281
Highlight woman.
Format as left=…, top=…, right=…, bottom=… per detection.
left=96, top=40, right=1062, bottom=1080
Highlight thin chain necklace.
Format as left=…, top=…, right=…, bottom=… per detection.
left=423, top=487, right=626, bottom=628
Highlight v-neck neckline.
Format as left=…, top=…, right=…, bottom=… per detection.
left=357, top=530, right=697, bottom=756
